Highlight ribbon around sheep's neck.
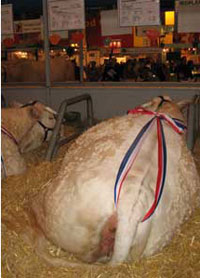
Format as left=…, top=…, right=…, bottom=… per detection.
left=1, top=155, right=7, bottom=178
left=1, top=126, right=18, bottom=145
left=114, top=107, right=186, bottom=222
left=1, top=126, right=19, bottom=178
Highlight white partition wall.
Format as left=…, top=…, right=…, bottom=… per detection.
left=3, top=83, right=200, bottom=120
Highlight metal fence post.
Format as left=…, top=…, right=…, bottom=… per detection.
left=79, top=33, right=84, bottom=83
left=187, top=104, right=195, bottom=151
left=42, top=0, right=51, bottom=106
left=45, top=94, right=94, bottom=161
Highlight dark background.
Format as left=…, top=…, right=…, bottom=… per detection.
left=1, top=0, right=175, bottom=20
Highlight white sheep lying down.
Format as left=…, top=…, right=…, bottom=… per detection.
left=8, top=100, right=58, bottom=153
left=1, top=101, right=57, bottom=178
left=23, top=96, right=199, bottom=267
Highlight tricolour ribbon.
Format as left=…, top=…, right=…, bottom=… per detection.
left=1, top=126, right=18, bottom=178
left=114, top=107, right=186, bottom=222
left=1, top=126, right=18, bottom=145
left=1, top=155, right=7, bottom=178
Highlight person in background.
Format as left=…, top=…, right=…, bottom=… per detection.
left=186, top=60, right=194, bottom=81
left=86, top=61, right=100, bottom=81
left=71, top=59, right=80, bottom=81
left=175, top=56, right=189, bottom=81
left=101, top=58, right=120, bottom=81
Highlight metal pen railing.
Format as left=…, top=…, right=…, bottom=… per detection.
left=187, top=94, right=200, bottom=151
left=46, top=93, right=199, bottom=160
left=45, top=94, right=94, bottom=161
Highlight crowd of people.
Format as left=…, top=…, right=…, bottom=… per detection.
left=84, top=57, right=199, bottom=82
left=2, top=55, right=199, bottom=83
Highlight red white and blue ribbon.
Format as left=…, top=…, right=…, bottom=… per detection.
left=1, top=126, right=18, bottom=145
left=114, top=107, right=186, bottom=222
left=1, top=126, right=18, bottom=178
left=1, top=155, right=7, bottom=178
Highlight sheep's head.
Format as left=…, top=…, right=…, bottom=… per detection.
left=141, top=96, right=191, bottom=121
left=8, top=100, right=58, bottom=152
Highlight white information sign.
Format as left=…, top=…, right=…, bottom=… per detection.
left=14, top=19, right=42, bottom=34
left=118, top=0, right=160, bottom=27
left=48, top=0, right=85, bottom=31
left=1, top=4, right=14, bottom=34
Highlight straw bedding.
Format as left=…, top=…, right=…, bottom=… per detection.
left=1, top=128, right=200, bottom=278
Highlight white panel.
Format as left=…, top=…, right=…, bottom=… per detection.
left=118, top=0, right=160, bottom=27
left=101, top=10, right=132, bottom=36
left=3, top=86, right=198, bottom=121
left=48, top=0, right=85, bottom=31
left=178, top=5, right=200, bottom=33
left=1, top=4, right=14, bottom=35
left=14, top=19, right=41, bottom=34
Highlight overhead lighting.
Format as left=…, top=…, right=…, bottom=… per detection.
left=109, top=40, right=121, bottom=49
left=15, top=51, right=28, bottom=59
left=162, top=48, right=169, bottom=53
left=70, top=43, right=78, bottom=47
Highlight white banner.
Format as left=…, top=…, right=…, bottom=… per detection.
left=14, top=19, right=42, bottom=34
left=118, top=0, right=160, bottom=27
left=177, top=1, right=200, bottom=33
left=1, top=4, right=14, bottom=35
left=48, top=0, right=85, bottom=31
left=101, top=10, right=132, bottom=36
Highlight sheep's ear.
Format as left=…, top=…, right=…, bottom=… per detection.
left=9, top=100, right=22, bottom=108
left=141, top=101, right=152, bottom=108
left=177, top=99, right=192, bottom=110
left=29, top=102, right=45, bottom=120
left=44, top=106, right=57, bottom=115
